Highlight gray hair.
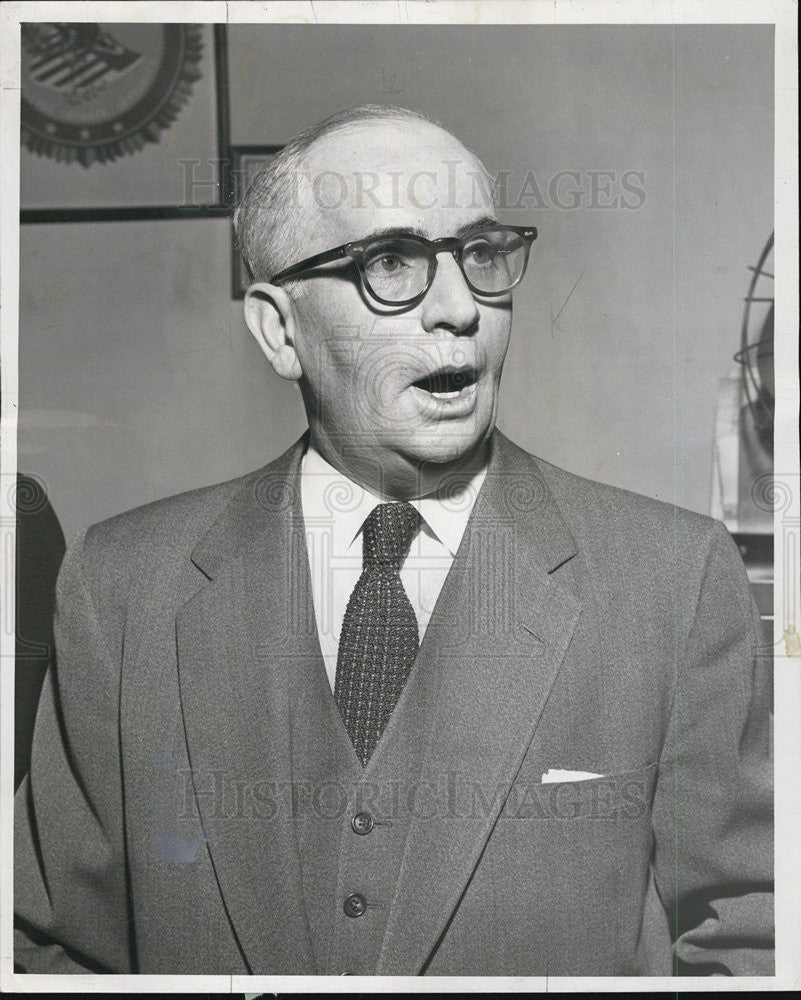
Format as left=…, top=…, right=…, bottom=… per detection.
left=233, top=104, right=475, bottom=288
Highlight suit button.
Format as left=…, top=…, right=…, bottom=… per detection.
left=351, top=811, right=374, bottom=835
left=343, top=892, right=367, bottom=918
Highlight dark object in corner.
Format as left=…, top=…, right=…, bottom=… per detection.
left=15, top=474, right=65, bottom=790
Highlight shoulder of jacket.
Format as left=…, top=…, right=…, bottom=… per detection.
left=496, top=431, right=721, bottom=546
left=80, top=469, right=256, bottom=555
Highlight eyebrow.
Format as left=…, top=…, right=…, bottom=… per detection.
left=456, top=216, right=501, bottom=238
left=357, top=216, right=500, bottom=244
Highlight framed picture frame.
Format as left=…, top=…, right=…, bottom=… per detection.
left=19, top=22, right=225, bottom=216
left=230, top=143, right=283, bottom=298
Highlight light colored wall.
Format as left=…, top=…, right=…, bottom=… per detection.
left=18, top=24, right=773, bottom=542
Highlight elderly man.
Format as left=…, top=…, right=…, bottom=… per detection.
left=15, top=105, right=772, bottom=977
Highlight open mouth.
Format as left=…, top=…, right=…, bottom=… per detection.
left=412, top=367, right=479, bottom=399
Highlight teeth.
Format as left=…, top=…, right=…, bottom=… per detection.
left=431, top=389, right=461, bottom=399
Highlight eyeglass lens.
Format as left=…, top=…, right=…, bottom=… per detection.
left=361, top=229, right=528, bottom=303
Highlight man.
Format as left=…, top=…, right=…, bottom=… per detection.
left=15, top=105, right=772, bottom=977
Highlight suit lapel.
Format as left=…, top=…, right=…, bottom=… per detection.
left=175, top=430, right=582, bottom=975
left=175, top=436, right=320, bottom=973
left=377, top=432, right=583, bottom=974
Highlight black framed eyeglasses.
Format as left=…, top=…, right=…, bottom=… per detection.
left=270, top=224, right=538, bottom=307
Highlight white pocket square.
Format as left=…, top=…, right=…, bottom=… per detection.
left=541, top=768, right=604, bottom=784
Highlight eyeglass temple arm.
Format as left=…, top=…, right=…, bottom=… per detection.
left=271, top=245, right=350, bottom=285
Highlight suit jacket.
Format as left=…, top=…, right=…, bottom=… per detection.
left=14, top=430, right=773, bottom=976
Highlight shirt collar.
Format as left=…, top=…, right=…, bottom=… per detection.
left=300, top=443, right=487, bottom=558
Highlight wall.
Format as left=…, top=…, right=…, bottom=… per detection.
left=18, top=23, right=774, bottom=542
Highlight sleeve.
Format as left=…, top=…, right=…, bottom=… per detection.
left=14, top=531, right=134, bottom=974
left=651, top=519, right=774, bottom=975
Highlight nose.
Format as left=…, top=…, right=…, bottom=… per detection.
left=419, top=251, right=480, bottom=334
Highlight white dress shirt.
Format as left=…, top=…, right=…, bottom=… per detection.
left=300, top=443, right=487, bottom=692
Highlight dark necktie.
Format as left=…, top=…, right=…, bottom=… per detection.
left=334, top=501, right=421, bottom=766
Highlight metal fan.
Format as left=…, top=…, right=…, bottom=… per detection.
left=710, top=233, right=774, bottom=538
left=717, top=234, right=775, bottom=627
left=734, top=232, right=774, bottom=454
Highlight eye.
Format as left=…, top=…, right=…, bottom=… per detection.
left=464, top=241, right=498, bottom=266
left=363, top=242, right=413, bottom=272
left=371, top=253, right=405, bottom=274
left=363, top=243, right=420, bottom=282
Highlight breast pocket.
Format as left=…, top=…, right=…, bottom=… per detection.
left=485, top=763, right=659, bottom=974
left=503, top=762, right=658, bottom=825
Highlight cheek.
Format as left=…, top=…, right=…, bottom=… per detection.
left=294, top=296, right=360, bottom=383
left=479, top=310, right=513, bottom=371
left=349, top=350, right=411, bottom=431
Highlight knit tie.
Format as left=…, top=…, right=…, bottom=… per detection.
left=334, top=501, right=421, bottom=766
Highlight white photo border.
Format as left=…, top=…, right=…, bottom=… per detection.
left=1, top=0, right=797, bottom=993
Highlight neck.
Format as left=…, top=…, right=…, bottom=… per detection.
left=307, top=431, right=492, bottom=500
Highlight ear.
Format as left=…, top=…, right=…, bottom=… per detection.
left=243, top=282, right=304, bottom=381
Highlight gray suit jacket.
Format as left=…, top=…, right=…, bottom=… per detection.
left=14, top=430, right=773, bottom=976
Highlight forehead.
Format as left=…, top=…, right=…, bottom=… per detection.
left=296, top=120, right=496, bottom=247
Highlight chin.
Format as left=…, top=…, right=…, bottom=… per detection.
left=402, top=428, right=487, bottom=467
